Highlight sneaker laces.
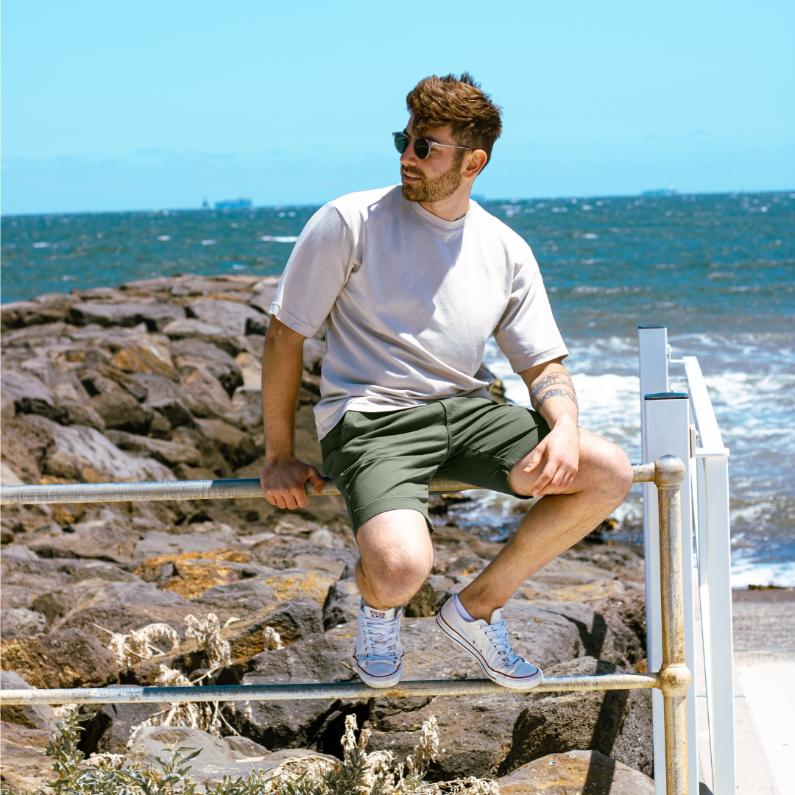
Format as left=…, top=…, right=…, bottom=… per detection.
left=483, top=618, right=520, bottom=666
left=360, top=614, right=401, bottom=660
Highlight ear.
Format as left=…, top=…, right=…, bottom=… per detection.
left=463, top=149, right=488, bottom=179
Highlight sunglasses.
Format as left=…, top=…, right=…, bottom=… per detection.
left=392, top=131, right=471, bottom=160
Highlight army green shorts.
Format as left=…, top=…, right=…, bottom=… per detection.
left=320, top=396, right=550, bottom=533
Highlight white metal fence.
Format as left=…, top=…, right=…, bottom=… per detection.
left=639, top=326, right=735, bottom=795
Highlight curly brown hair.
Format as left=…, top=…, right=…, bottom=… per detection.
left=406, top=73, right=502, bottom=166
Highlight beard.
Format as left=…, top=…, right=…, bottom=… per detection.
left=401, top=156, right=463, bottom=203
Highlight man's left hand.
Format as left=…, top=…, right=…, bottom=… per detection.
left=519, top=418, right=580, bottom=496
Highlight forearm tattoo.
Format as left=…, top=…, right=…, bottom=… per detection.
left=529, top=372, right=579, bottom=411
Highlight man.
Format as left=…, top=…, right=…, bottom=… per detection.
left=260, top=73, right=633, bottom=689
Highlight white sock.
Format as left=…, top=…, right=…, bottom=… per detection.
left=454, top=593, right=475, bottom=622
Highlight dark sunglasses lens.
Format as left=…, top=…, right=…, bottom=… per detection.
left=413, top=138, right=431, bottom=159
left=393, top=132, right=408, bottom=154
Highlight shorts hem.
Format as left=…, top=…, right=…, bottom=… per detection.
left=351, top=497, right=433, bottom=535
left=496, top=437, right=539, bottom=471
left=492, top=440, right=543, bottom=499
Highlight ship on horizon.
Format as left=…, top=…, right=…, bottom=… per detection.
left=213, top=197, right=253, bottom=210
left=641, top=187, right=677, bottom=197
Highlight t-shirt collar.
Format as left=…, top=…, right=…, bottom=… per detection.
left=400, top=189, right=469, bottom=230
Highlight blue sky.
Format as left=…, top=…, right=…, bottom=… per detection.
left=2, top=1, right=794, bottom=214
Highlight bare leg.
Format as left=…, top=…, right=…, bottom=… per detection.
left=355, top=509, right=434, bottom=609
left=459, top=429, right=633, bottom=620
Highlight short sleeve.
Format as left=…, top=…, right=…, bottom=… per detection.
left=492, top=251, right=568, bottom=372
left=269, top=204, right=355, bottom=338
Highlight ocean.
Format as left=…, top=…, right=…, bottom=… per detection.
left=2, top=190, right=794, bottom=586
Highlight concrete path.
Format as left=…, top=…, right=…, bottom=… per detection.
left=731, top=588, right=795, bottom=795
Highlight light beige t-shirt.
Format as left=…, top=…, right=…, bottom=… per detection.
left=270, top=185, right=568, bottom=440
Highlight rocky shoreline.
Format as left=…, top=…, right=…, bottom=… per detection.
left=1, top=275, right=653, bottom=793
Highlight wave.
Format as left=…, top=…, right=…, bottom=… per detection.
left=732, top=559, right=795, bottom=588
left=260, top=235, right=299, bottom=243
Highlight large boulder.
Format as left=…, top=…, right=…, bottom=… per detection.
left=51, top=373, right=106, bottom=430
left=0, top=370, right=63, bottom=421
left=133, top=372, right=194, bottom=428
left=367, top=690, right=528, bottom=781
left=187, top=298, right=268, bottom=337
left=1, top=415, right=52, bottom=481
left=194, top=418, right=259, bottom=468
left=68, top=300, right=184, bottom=331
left=125, top=726, right=335, bottom=788
left=180, top=369, right=234, bottom=420
left=0, top=608, right=48, bottom=638
left=499, top=657, right=653, bottom=777
left=162, top=317, right=242, bottom=355
left=0, top=722, right=53, bottom=794
left=26, top=509, right=138, bottom=564
left=496, top=750, right=654, bottom=794
left=50, top=577, right=202, bottom=639
left=0, top=628, right=120, bottom=688
left=110, top=334, right=178, bottom=379
left=0, top=671, right=57, bottom=732
left=106, top=429, right=202, bottom=467
left=23, top=415, right=174, bottom=483
left=171, top=338, right=243, bottom=395
left=132, top=524, right=244, bottom=559
left=0, top=295, right=72, bottom=329
left=227, top=628, right=357, bottom=749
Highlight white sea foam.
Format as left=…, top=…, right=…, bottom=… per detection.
left=157, top=235, right=171, bottom=242
left=582, top=232, right=599, bottom=240
left=571, top=285, right=643, bottom=295
left=200, top=239, right=216, bottom=246
left=573, top=372, right=638, bottom=417
left=260, top=235, right=299, bottom=243
left=32, top=241, right=52, bottom=249
left=569, top=336, right=638, bottom=359
left=731, top=560, right=795, bottom=588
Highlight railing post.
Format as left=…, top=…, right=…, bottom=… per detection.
left=655, top=456, right=691, bottom=795
left=638, top=325, right=669, bottom=400
left=638, top=325, right=670, bottom=793
left=643, top=393, right=698, bottom=794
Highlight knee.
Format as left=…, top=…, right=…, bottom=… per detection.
left=360, top=548, right=432, bottom=606
left=597, top=441, right=634, bottom=504
left=578, top=431, right=633, bottom=504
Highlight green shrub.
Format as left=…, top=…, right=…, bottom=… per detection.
left=41, top=706, right=499, bottom=794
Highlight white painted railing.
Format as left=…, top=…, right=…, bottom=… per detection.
left=638, top=326, right=735, bottom=795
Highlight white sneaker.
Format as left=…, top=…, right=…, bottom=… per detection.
left=353, top=603, right=404, bottom=688
left=436, top=595, right=543, bottom=689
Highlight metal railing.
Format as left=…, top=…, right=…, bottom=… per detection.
left=0, top=458, right=690, bottom=794
left=639, top=326, right=735, bottom=795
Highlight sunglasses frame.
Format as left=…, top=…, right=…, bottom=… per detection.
left=392, top=131, right=472, bottom=160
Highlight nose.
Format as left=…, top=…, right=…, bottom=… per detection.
left=400, top=139, right=418, bottom=167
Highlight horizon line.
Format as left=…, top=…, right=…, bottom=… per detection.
left=2, top=186, right=793, bottom=219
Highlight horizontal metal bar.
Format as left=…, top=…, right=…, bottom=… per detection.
left=693, top=448, right=730, bottom=459
left=0, top=673, right=659, bottom=706
left=0, top=477, right=474, bottom=505
left=0, top=464, right=655, bottom=506
left=682, top=355, right=726, bottom=455
left=632, top=462, right=656, bottom=483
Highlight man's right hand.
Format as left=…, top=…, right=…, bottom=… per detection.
left=260, top=456, right=325, bottom=510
